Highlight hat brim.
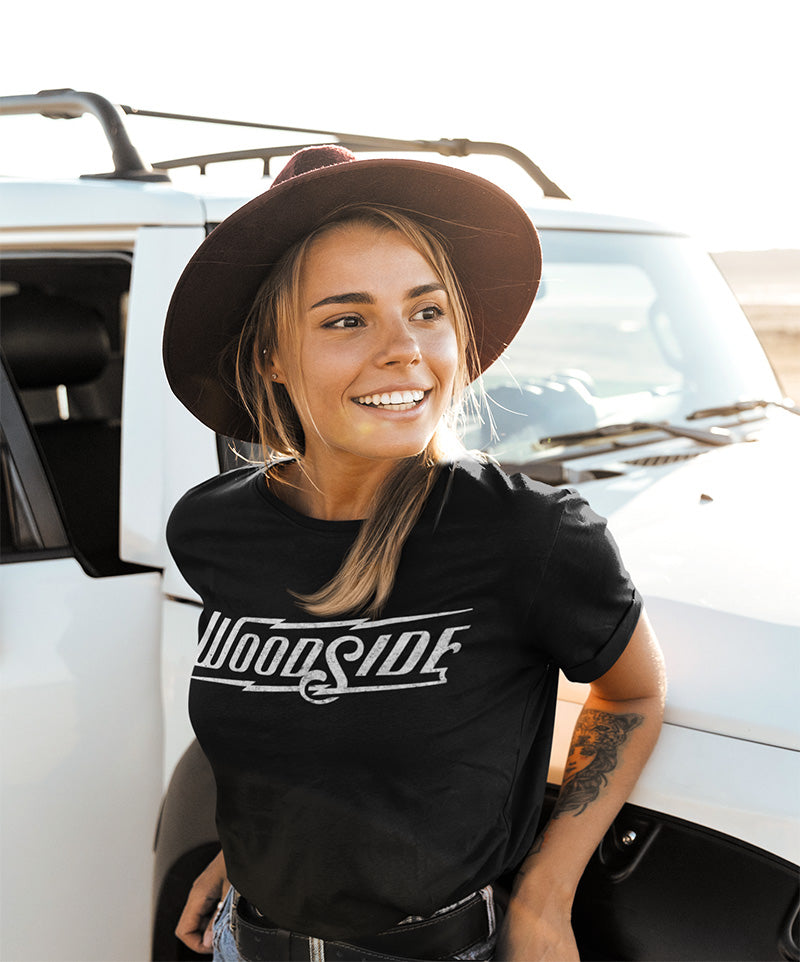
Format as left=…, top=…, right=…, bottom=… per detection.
left=163, top=158, right=541, bottom=441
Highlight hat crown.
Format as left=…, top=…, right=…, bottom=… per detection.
left=272, top=145, right=357, bottom=187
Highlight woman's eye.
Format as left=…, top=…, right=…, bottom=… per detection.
left=326, top=314, right=364, bottom=329
left=412, top=305, right=444, bottom=321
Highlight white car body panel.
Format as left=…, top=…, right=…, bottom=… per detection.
left=0, top=178, right=205, bottom=228
left=568, top=423, right=800, bottom=751
left=0, top=560, right=163, bottom=962
left=550, top=699, right=800, bottom=863
left=120, top=225, right=210, bottom=568
left=160, top=598, right=202, bottom=789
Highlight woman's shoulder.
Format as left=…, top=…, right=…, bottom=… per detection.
left=450, top=456, right=578, bottom=520
left=173, top=463, right=262, bottom=508
left=166, top=465, right=263, bottom=539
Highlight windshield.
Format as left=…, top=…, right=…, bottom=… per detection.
left=465, top=229, right=782, bottom=459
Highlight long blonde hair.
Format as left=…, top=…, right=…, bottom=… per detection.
left=234, top=204, right=479, bottom=617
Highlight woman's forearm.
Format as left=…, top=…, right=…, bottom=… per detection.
left=497, top=691, right=664, bottom=960
left=514, top=690, right=664, bottom=902
left=496, top=616, right=666, bottom=962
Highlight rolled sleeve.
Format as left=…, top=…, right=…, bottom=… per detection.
left=562, top=588, right=642, bottom=682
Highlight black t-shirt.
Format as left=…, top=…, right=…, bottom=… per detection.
left=167, top=458, right=641, bottom=939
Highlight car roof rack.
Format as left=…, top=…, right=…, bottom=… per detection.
left=0, top=89, right=170, bottom=182
left=0, top=88, right=570, bottom=199
left=131, top=106, right=569, bottom=199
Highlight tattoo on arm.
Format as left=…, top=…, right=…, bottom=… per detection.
left=514, top=710, right=644, bottom=878
left=552, top=710, right=644, bottom=819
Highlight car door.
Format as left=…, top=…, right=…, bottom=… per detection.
left=0, top=249, right=163, bottom=962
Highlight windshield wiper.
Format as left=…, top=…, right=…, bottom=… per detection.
left=687, top=399, right=800, bottom=419
left=541, top=420, right=734, bottom=448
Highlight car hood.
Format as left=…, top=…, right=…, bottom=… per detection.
left=561, top=415, right=800, bottom=750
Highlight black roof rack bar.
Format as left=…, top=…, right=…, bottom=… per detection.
left=153, top=138, right=570, bottom=199
left=153, top=143, right=331, bottom=176
left=430, top=139, right=569, bottom=199
left=120, top=105, right=356, bottom=140
left=0, top=89, right=169, bottom=182
left=130, top=105, right=569, bottom=199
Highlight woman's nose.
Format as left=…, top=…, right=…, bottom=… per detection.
left=375, top=317, right=421, bottom=367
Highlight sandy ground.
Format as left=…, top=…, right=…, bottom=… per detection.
left=742, top=304, right=800, bottom=403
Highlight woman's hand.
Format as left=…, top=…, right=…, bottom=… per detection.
left=175, top=850, right=229, bottom=953
left=495, top=894, right=579, bottom=961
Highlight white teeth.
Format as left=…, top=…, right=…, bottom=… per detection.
left=355, top=389, right=426, bottom=408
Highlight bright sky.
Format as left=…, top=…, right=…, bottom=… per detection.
left=2, top=0, right=798, bottom=251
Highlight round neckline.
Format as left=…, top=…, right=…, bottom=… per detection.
left=251, top=459, right=455, bottom=534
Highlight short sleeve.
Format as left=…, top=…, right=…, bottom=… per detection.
left=165, top=473, right=228, bottom=600
left=165, top=490, right=207, bottom=597
left=528, top=490, right=642, bottom=682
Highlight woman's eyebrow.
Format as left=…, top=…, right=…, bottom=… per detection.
left=310, top=291, right=373, bottom=310
left=408, top=283, right=446, bottom=299
left=309, top=284, right=445, bottom=311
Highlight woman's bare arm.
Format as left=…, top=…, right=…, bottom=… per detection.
left=496, top=610, right=666, bottom=961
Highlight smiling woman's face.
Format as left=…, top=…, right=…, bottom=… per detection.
left=270, top=221, right=459, bottom=475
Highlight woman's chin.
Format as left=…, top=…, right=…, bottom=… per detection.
left=312, top=435, right=435, bottom=469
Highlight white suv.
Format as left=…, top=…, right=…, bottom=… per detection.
left=1, top=90, right=797, bottom=962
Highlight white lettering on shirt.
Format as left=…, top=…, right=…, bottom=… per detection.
left=193, top=609, right=472, bottom=705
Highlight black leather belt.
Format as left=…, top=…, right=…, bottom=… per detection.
left=232, top=889, right=494, bottom=961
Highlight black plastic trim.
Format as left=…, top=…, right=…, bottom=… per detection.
left=555, top=791, right=800, bottom=961
left=0, top=357, right=69, bottom=551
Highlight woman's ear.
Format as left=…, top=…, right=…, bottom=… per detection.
left=255, top=346, right=285, bottom=385
left=266, top=353, right=286, bottom=385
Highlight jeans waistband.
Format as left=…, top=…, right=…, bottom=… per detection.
left=231, top=887, right=496, bottom=961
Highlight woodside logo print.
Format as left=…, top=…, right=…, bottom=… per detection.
left=193, top=609, right=473, bottom=705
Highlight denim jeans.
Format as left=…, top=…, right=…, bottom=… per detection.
left=212, top=885, right=497, bottom=961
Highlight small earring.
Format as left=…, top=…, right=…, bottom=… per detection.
left=271, top=373, right=278, bottom=381
left=261, top=349, right=267, bottom=355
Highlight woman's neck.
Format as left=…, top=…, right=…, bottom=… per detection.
left=269, top=457, right=396, bottom=521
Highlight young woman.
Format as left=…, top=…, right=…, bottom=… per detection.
left=164, top=146, right=666, bottom=962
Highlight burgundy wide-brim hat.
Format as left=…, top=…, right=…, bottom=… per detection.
left=163, top=145, right=541, bottom=441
